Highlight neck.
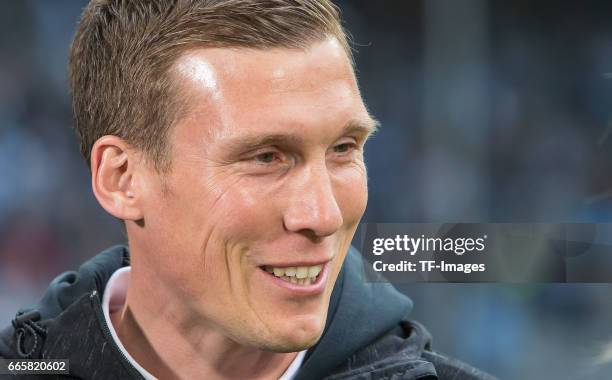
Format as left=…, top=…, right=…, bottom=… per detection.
left=111, top=268, right=298, bottom=380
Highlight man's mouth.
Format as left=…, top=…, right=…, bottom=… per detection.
left=262, top=264, right=323, bottom=286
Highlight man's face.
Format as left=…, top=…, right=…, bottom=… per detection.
left=135, top=38, right=374, bottom=351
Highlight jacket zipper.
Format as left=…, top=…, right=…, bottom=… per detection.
left=90, top=289, right=147, bottom=380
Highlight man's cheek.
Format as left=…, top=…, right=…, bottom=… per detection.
left=209, top=186, right=280, bottom=238
left=334, top=170, right=368, bottom=221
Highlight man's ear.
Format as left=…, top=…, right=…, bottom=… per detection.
left=91, top=135, right=144, bottom=222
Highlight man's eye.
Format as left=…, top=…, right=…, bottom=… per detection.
left=333, top=143, right=355, bottom=154
left=254, top=152, right=277, bottom=163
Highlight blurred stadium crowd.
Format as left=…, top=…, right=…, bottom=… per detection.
left=1, top=1, right=612, bottom=378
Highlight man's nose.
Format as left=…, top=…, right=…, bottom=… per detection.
left=282, top=163, right=344, bottom=238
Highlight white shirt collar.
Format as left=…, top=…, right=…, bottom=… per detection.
left=102, top=267, right=156, bottom=380
left=102, top=266, right=306, bottom=380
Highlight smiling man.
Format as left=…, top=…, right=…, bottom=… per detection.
left=0, top=1, right=495, bottom=379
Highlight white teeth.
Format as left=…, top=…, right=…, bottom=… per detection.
left=308, top=265, right=322, bottom=277
left=264, top=264, right=323, bottom=285
left=296, top=267, right=308, bottom=279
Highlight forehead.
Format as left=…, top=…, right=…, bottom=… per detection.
left=170, top=38, right=374, bottom=142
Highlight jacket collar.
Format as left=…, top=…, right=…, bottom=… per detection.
left=41, top=290, right=144, bottom=379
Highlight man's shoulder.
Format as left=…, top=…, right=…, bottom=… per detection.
left=0, top=245, right=137, bottom=379
left=322, top=320, right=497, bottom=380
left=0, top=290, right=141, bottom=379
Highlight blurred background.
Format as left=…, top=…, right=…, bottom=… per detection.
left=1, top=0, right=612, bottom=378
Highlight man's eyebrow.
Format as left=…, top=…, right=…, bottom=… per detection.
left=226, top=134, right=304, bottom=152
left=343, top=116, right=380, bottom=137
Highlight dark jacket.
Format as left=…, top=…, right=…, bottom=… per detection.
left=0, top=246, right=497, bottom=380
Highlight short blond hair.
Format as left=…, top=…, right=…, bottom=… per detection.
left=69, top=0, right=351, bottom=171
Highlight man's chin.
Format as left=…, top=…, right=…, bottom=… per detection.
left=259, top=333, right=322, bottom=353
left=258, top=318, right=326, bottom=353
